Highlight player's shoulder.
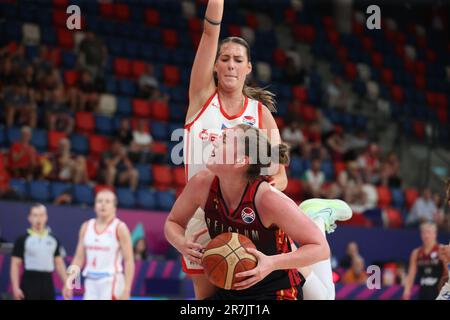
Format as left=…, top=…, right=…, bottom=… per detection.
left=190, top=169, right=215, bottom=186
left=254, top=181, right=283, bottom=205
left=14, top=233, right=29, bottom=244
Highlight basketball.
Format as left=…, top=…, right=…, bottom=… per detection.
left=201, top=232, right=258, bottom=290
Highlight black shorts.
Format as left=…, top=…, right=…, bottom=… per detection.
left=21, top=271, right=55, bottom=300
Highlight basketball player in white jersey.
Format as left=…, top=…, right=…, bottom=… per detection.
left=182, top=0, right=352, bottom=300
left=63, top=190, right=134, bottom=300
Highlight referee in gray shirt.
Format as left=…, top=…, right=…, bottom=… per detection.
left=10, top=203, right=68, bottom=300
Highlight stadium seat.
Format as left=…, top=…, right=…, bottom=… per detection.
left=117, top=96, right=132, bottom=116
left=173, top=166, right=186, bottom=187
left=31, top=129, right=48, bottom=152
left=162, top=29, right=178, bottom=48
left=163, top=65, right=180, bottom=87
left=136, top=164, right=152, bottom=186
left=150, top=121, right=169, bottom=141
left=89, top=135, right=111, bottom=157
left=152, top=165, right=173, bottom=190
left=131, top=60, right=147, bottom=79
left=151, top=141, right=168, bottom=154
left=384, top=207, right=403, bottom=228
left=98, top=94, right=117, bottom=116
left=413, top=121, right=426, bottom=140
left=118, top=79, right=137, bottom=96
left=99, top=2, right=114, bottom=19
left=75, top=112, right=95, bottom=134
left=95, top=115, right=114, bottom=135
left=48, top=131, right=66, bottom=151
left=0, top=126, right=6, bottom=147
left=57, top=29, right=74, bottom=50
left=364, top=208, right=384, bottom=227
left=289, top=156, right=303, bottom=178
left=29, top=180, right=51, bottom=202
left=115, top=3, right=130, bottom=21
left=292, top=86, right=308, bottom=102
left=376, top=186, right=392, bottom=208
left=116, top=188, right=136, bottom=208
left=64, top=70, right=78, bottom=86
left=155, top=190, right=176, bottom=211
left=145, top=9, right=160, bottom=26
left=73, top=184, right=94, bottom=205
left=70, top=133, right=89, bottom=155
left=114, top=57, right=131, bottom=78
left=132, top=99, right=152, bottom=118
left=9, top=178, right=28, bottom=199
left=61, top=51, right=77, bottom=69
left=390, top=188, right=405, bottom=209
left=150, top=100, right=170, bottom=122
left=136, top=188, right=156, bottom=210
left=284, top=179, right=303, bottom=202
left=50, top=181, right=72, bottom=200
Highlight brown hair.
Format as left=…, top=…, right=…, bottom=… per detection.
left=216, top=37, right=277, bottom=112
left=235, top=124, right=289, bottom=181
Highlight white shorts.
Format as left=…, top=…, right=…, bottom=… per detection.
left=83, top=273, right=125, bottom=300
left=436, top=282, right=450, bottom=300
left=182, top=207, right=211, bottom=275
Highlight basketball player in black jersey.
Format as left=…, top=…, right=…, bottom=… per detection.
left=165, top=124, right=330, bottom=299
left=403, top=221, right=446, bottom=300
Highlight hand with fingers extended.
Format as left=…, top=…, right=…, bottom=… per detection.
left=233, top=248, right=274, bottom=290
left=181, top=228, right=209, bottom=266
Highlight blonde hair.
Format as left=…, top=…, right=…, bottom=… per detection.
left=217, top=37, right=277, bottom=112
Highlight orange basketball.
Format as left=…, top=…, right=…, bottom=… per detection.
left=201, top=232, right=258, bottom=290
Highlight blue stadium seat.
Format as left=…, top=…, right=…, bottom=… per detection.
left=364, top=208, right=383, bottom=227
left=136, top=164, right=152, bottom=186
left=155, top=190, right=175, bottom=212
left=9, top=178, right=28, bottom=199
left=26, top=45, right=39, bottom=61
left=41, top=26, right=56, bottom=45
left=117, top=96, right=132, bottom=117
left=31, top=129, right=48, bottom=152
left=0, top=125, right=6, bottom=147
left=391, top=188, right=404, bottom=209
left=105, top=77, right=118, bottom=94
left=116, top=188, right=136, bottom=208
left=136, top=188, right=156, bottom=210
left=150, top=121, right=169, bottom=141
left=124, top=40, right=139, bottom=59
left=289, top=156, right=303, bottom=178
left=169, top=103, right=186, bottom=122
left=7, top=127, right=22, bottom=144
left=73, top=184, right=94, bottom=205
left=321, top=160, right=334, bottom=181
left=118, top=79, right=137, bottom=96
left=5, top=21, right=21, bottom=42
left=95, top=115, right=113, bottom=135
left=50, top=181, right=72, bottom=200
left=70, top=133, right=89, bottom=155
left=29, top=180, right=51, bottom=202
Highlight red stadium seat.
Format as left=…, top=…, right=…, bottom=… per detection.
left=150, top=100, right=169, bottom=122
left=151, top=142, right=168, bottom=154
left=292, top=85, right=308, bottom=102
left=413, top=121, right=425, bottom=140
left=323, top=16, right=334, bottom=29
left=89, top=135, right=111, bottom=157
left=426, top=49, right=436, bottom=63
left=426, top=92, right=437, bottom=108
left=414, top=61, right=426, bottom=75
left=131, top=60, right=147, bottom=79
left=53, top=10, right=67, bottom=27
left=384, top=29, right=395, bottom=42
left=227, top=25, right=241, bottom=37
left=404, top=58, right=415, bottom=73
left=394, top=32, right=406, bottom=46
left=53, top=0, right=68, bottom=9
left=145, top=9, right=160, bottom=26
left=371, top=52, right=383, bottom=68
left=361, top=37, right=373, bottom=51
left=381, top=68, right=394, bottom=85
left=64, top=70, right=78, bottom=86
left=395, top=44, right=404, bottom=57
left=384, top=208, right=403, bottom=228
left=173, top=167, right=186, bottom=187
left=377, top=186, right=392, bottom=208
left=390, top=85, right=404, bottom=103
left=132, top=99, right=152, bottom=118
left=274, top=116, right=285, bottom=130
left=404, top=188, right=419, bottom=209
left=344, top=62, right=357, bottom=80
left=416, top=36, right=427, bottom=49
left=114, top=57, right=131, bottom=78
left=162, top=29, right=178, bottom=48
left=86, top=158, right=100, bottom=180
left=284, top=179, right=303, bottom=201
left=48, top=47, right=61, bottom=67
left=115, top=3, right=130, bottom=21
left=352, top=20, right=364, bottom=35
left=99, top=3, right=114, bottom=19
left=75, top=112, right=95, bottom=133
left=246, top=13, right=258, bottom=29
left=152, top=165, right=173, bottom=190
left=293, top=25, right=316, bottom=43
left=57, top=29, right=74, bottom=50
left=130, top=118, right=149, bottom=132
left=334, top=161, right=346, bottom=178
left=337, top=47, right=348, bottom=62
left=301, top=105, right=317, bottom=122
left=163, top=65, right=180, bottom=87
left=327, top=29, right=339, bottom=46
left=284, top=8, right=296, bottom=25
left=436, top=94, right=448, bottom=109
left=188, top=17, right=202, bottom=32
left=273, top=48, right=287, bottom=67
left=48, top=131, right=67, bottom=151
left=415, top=75, right=426, bottom=90
left=437, top=108, right=448, bottom=125
left=340, top=213, right=372, bottom=227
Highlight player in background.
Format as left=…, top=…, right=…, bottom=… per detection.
left=183, top=0, right=351, bottom=300
left=63, top=190, right=134, bottom=300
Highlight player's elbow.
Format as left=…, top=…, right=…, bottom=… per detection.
left=316, top=239, right=331, bottom=262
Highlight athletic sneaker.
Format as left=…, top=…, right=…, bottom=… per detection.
left=299, top=199, right=353, bottom=234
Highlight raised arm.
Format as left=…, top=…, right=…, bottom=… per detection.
left=187, top=0, right=224, bottom=121
left=260, top=106, right=288, bottom=191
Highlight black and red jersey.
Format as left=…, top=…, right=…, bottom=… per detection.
left=204, top=176, right=303, bottom=300
left=416, top=244, right=445, bottom=300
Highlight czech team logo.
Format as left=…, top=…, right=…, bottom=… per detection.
left=241, top=207, right=255, bottom=224
left=242, top=116, right=256, bottom=126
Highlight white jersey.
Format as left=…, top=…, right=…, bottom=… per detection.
left=184, top=91, right=263, bottom=180
left=82, top=218, right=123, bottom=279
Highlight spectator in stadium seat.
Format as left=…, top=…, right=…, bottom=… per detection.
left=130, top=119, right=154, bottom=163
left=325, top=76, right=349, bottom=111
left=138, top=63, right=160, bottom=99
left=68, top=69, right=99, bottom=112
left=51, top=138, right=88, bottom=184
left=432, top=193, right=445, bottom=227
left=4, top=80, right=37, bottom=128
left=380, top=151, right=402, bottom=188
left=0, top=54, right=18, bottom=87
left=406, top=188, right=439, bottom=227
left=325, top=127, right=347, bottom=161
left=33, top=45, right=53, bottom=78
left=77, top=32, right=108, bottom=83
left=303, top=158, right=326, bottom=198
left=281, top=120, right=305, bottom=156
left=282, top=56, right=305, bottom=85
left=8, top=126, right=39, bottom=179
left=115, top=118, right=133, bottom=147
left=357, top=143, right=381, bottom=185
left=100, top=139, right=139, bottom=191
left=45, top=88, right=74, bottom=135
left=339, top=241, right=363, bottom=270
left=342, top=255, right=367, bottom=285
